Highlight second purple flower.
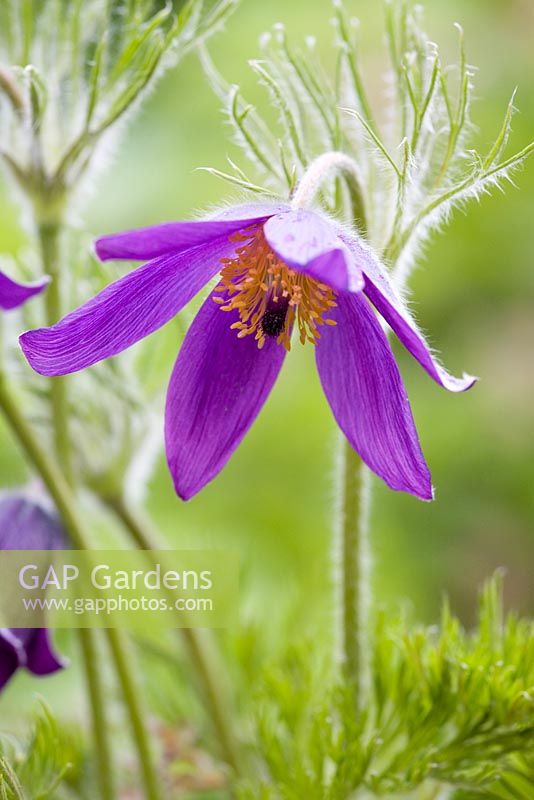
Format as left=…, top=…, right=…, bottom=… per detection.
left=0, top=492, right=67, bottom=690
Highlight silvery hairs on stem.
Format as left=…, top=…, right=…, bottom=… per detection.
left=200, top=0, right=534, bottom=290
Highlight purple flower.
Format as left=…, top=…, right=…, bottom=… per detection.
left=0, top=493, right=67, bottom=691
left=19, top=202, right=476, bottom=501
left=0, top=270, right=49, bottom=310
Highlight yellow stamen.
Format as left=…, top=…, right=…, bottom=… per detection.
left=214, top=228, right=337, bottom=351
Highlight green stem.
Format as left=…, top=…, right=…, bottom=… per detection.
left=106, top=494, right=242, bottom=776
left=0, top=65, right=26, bottom=114
left=337, top=440, right=371, bottom=701
left=106, top=629, right=161, bottom=800
left=0, top=373, right=85, bottom=546
left=0, top=376, right=160, bottom=800
left=0, top=374, right=114, bottom=798
left=37, top=220, right=73, bottom=486
left=36, top=220, right=117, bottom=796
left=35, top=219, right=115, bottom=800
left=78, top=629, right=115, bottom=800
left=291, top=157, right=374, bottom=707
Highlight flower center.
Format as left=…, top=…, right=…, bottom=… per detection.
left=213, top=228, right=337, bottom=351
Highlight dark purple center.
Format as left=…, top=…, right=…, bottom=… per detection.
left=261, top=297, right=289, bottom=338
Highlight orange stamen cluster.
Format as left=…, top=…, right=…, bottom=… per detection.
left=213, top=228, right=337, bottom=351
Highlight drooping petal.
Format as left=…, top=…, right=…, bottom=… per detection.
left=23, top=629, right=66, bottom=676
left=264, top=209, right=363, bottom=293
left=0, top=495, right=67, bottom=690
left=316, top=293, right=432, bottom=500
left=95, top=202, right=286, bottom=261
left=0, top=630, right=23, bottom=689
left=0, top=630, right=64, bottom=686
left=342, top=234, right=476, bottom=392
left=165, top=291, right=287, bottom=500
left=20, top=236, right=235, bottom=377
left=0, top=271, right=49, bottom=311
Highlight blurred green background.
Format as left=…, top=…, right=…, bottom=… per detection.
left=0, top=0, right=533, bottom=728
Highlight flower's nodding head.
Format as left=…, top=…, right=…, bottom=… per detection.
left=18, top=202, right=476, bottom=503
left=214, top=227, right=338, bottom=351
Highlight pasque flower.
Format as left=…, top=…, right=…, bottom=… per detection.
left=20, top=202, right=475, bottom=500
left=0, top=270, right=49, bottom=310
left=0, top=493, right=67, bottom=690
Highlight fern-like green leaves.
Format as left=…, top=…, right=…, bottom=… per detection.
left=0, top=703, right=83, bottom=800
left=0, top=0, right=239, bottom=205
left=238, top=576, right=534, bottom=800
left=202, top=1, right=534, bottom=287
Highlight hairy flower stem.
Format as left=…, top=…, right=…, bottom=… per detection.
left=0, top=370, right=113, bottom=799
left=37, top=220, right=73, bottom=487
left=0, top=376, right=161, bottom=800
left=291, top=151, right=366, bottom=228
left=337, top=442, right=371, bottom=700
left=106, top=628, right=161, bottom=800
left=293, top=153, right=372, bottom=700
left=106, top=494, right=242, bottom=777
left=35, top=214, right=116, bottom=800
left=79, top=629, right=115, bottom=800
left=0, top=376, right=83, bottom=543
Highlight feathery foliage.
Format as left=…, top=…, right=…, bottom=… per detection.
left=0, top=1, right=238, bottom=500
left=202, top=0, right=534, bottom=287
left=0, top=703, right=83, bottom=800
left=0, top=0, right=239, bottom=215
left=237, top=576, right=534, bottom=799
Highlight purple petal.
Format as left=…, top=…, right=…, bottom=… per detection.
left=0, top=496, right=67, bottom=689
left=316, top=293, right=432, bottom=500
left=20, top=236, right=235, bottom=376
left=0, top=493, right=66, bottom=550
left=24, top=629, right=66, bottom=676
left=95, top=202, right=286, bottom=261
left=342, top=234, right=476, bottom=392
left=264, top=209, right=363, bottom=293
left=165, top=291, right=287, bottom=500
left=0, top=271, right=49, bottom=311
left=0, top=629, right=64, bottom=687
left=0, top=630, right=23, bottom=689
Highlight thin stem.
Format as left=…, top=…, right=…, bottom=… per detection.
left=340, top=108, right=402, bottom=180
left=336, top=441, right=371, bottom=700
left=5, top=215, right=160, bottom=798
left=35, top=217, right=117, bottom=800
left=291, top=151, right=366, bottom=231
left=0, top=373, right=85, bottom=547
left=0, top=377, right=160, bottom=800
left=106, top=628, right=161, bottom=800
left=78, top=629, right=115, bottom=800
left=37, top=221, right=73, bottom=486
left=334, top=4, right=377, bottom=133
left=387, top=138, right=534, bottom=274
left=106, top=494, right=242, bottom=776
left=292, top=156, right=373, bottom=704
left=0, top=65, right=26, bottom=114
